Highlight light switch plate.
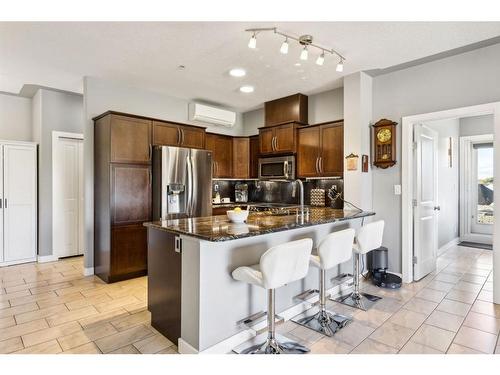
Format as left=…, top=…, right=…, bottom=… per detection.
left=394, top=184, right=402, bottom=195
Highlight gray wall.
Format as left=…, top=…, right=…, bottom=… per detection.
left=33, top=89, right=84, bottom=256
left=242, top=87, right=344, bottom=135
left=459, top=114, right=494, bottom=136
left=426, top=118, right=460, bottom=248
left=372, top=43, right=500, bottom=271
left=83, top=77, right=244, bottom=269
left=0, top=93, right=32, bottom=141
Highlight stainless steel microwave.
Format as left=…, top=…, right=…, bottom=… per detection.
left=258, top=155, right=295, bottom=180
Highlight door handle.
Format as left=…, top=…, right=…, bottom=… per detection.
left=177, top=127, right=181, bottom=145
left=274, top=136, right=278, bottom=151
left=434, top=206, right=441, bottom=211
left=319, top=157, right=323, bottom=173
left=315, top=157, right=319, bottom=174
left=271, top=136, right=275, bottom=151
left=181, top=129, right=185, bottom=145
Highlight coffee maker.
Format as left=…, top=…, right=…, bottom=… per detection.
left=235, top=182, right=248, bottom=203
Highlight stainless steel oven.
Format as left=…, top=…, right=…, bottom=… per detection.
left=258, top=155, right=295, bottom=180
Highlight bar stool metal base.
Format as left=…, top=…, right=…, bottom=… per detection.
left=291, top=305, right=351, bottom=336
left=333, top=291, right=381, bottom=311
left=233, top=333, right=310, bottom=354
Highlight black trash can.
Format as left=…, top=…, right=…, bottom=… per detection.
left=367, top=246, right=402, bottom=289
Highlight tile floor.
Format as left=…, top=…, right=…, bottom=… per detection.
left=0, top=244, right=498, bottom=354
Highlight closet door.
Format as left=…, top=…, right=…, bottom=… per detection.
left=3, top=144, right=37, bottom=262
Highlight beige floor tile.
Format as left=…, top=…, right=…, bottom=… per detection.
left=482, top=282, right=493, bottom=292
left=109, top=344, right=141, bottom=354
left=404, top=297, right=438, bottom=315
left=433, top=273, right=461, bottom=284
left=61, top=342, right=102, bottom=354
left=471, top=300, right=500, bottom=318
left=0, top=289, right=31, bottom=303
left=9, top=291, right=57, bottom=307
left=388, top=308, right=427, bottom=330
left=477, top=290, right=493, bottom=303
left=123, top=301, right=148, bottom=314
left=369, top=321, right=415, bottom=350
left=453, top=326, right=497, bottom=353
left=411, top=324, right=455, bottom=352
left=0, top=300, right=10, bottom=309
left=15, top=304, right=68, bottom=324
left=13, top=339, right=62, bottom=354
left=288, top=324, right=324, bottom=344
left=445, top=289, right=478, bottom=304
left=30, top=282, right=73, bottom=295
left=83, top=322, right=119, bottom=341
left=0, top=318, right=48, bottom=341
left=399, top=340, right=443, bottom=354
left=453, top=281, right=483, bottom=293
left=94, top=295, right=141, bottom=313
left=425, top=310, right=464, bottom=332
left=57, top=330, right=92, bottom=351
left=0, top=316, right=16, bottom=328
left=46, top=305, right=99, bottom=327
left=78, top=308, right=129, bottom=329
left=353, top=308, right=392, bottom=329
left=0, top=337, right=24, bottom=354
left=308, top=336, right=353, bottom=354
left=426, top=280, right=455, bottom=293
left=64, top=293, right=112, bottom=311
left=447, top=343, right=484, bottom=354
left=110, top=310, right=151, bottom=331
left=54, top=283, right=100, bottom=297
left=5, top=281, right=48, bottom=294
left=36, top=291, right=84, bottom=309
left=368, top=297, right=404, bottom=314
left=133, top=334, right=174, bottom=354
left=416, top=288, right=447, bottom=303
left=94, top=324, right=154, bottom=353
left=467, top=268, right=491, bottom=277
left=460, top=274, right=487, bottom=285
left=22, top=321, right=82, bottom=347
left=351, top=338, right=398, bottom=354
left=329, top=321, right=375, bottom=347
left=436, top=299, right=471, bottom=317
left=463, top=311, right=500, bottom=334
left=0, top=302, right=38, bottom=319
left=157, top=346, right=178, bottom=354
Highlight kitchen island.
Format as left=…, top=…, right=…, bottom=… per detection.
left=144, top=207, right=374, bottom=353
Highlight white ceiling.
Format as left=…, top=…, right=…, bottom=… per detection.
left=1, top=22, right=500, bottom=112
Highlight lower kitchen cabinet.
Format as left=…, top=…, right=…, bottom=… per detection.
left=110, top=224, right=148, bottom=280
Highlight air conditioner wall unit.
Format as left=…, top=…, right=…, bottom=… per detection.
left=189, top=103, right=236, bottom=128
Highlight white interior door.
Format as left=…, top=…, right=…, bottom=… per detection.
left=53, top=134, right=84, bottom=258
left=413, top=124, right=439, bottom=280
left=0, top=146, right=3, bottom=264
left=3, top=144, right=37, bottom=263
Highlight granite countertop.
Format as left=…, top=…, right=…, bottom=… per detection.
left=144, top=207, right=375, bottom=242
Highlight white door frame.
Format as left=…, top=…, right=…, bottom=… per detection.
left=459, top=134, right=494, bottom=244
left=52, top=131, right=84, bottom=259
left=401, top=102, right=500, bottom=305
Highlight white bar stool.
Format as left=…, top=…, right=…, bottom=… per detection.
left=291, top=228, right=355, bottom=336
left=334, top=220, right=385, bottom=311
left=231, top=238, right=313, bottom=354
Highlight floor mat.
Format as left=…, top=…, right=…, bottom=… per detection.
left=458, top=241, right=492, bottom=250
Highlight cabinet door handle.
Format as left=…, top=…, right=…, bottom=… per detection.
left=315, top=157, right=319, bottom=174
left=275, top=136, right=278, bottom=151
left=319, top=157, right=323, bottom=173
left=271, top=136, right=275, bottom=151
left=181, top=129, right=185, bottom=145
left=177, top=127, right=181, bottom=145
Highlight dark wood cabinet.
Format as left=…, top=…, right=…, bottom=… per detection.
left=265, top=93, right=308, bottom=127
left=205, top=133, right=233, bottom=178
left=110, top=115, right=151, bottom=164
left=297, top=121, right=344, bottom=178
left=259, top=123, right=298, bottom=155
left=232, top=137, right=250, bottom=179
left=249, top=135, right=260, bottom=178
left=94, top=112, right=151, bottom=283
left=152, top=121, right=205, bottom=149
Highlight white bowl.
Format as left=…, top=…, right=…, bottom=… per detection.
left=226, top=209, right=249, bottom=223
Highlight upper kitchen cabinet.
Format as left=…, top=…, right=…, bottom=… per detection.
left=205, top=133, right=233, bottom=178
left=264, top=93, right=308, bottom=127
left=259, top=122, right=299, bottom=156
left=249, top=135, right=260, bottom=178
left=152, top=121, right=205, bottom=149
left=110, top=114, right=152, bottom=164
left=297, top=121, right=344, bottom=178
left=232, top=137, right=250, bottom=179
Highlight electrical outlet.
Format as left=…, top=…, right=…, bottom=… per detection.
left=394, top=184, right=402, bottom=195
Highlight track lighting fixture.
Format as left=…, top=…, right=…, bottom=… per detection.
left=245, top=27, right=346, bottom=70
left=280, top=38, right=289, bottom=54
left=248, top=33, right=257, bottom=49
left=300, top=46, right=308, bottom=61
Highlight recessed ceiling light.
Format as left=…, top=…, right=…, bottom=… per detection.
left=239, top=85, right=255, bottom=93
left=294, top=63, right=301, bottom=67
left=229, top=68, right=246, bottom=77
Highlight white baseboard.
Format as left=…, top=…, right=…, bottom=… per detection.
left=37, top=254, right=59, bottom=263
left=83, top=267, right=94, bottom=276
left=439, top=237, right=460, bottom=252
left=180, top=279, right=353, bottom=354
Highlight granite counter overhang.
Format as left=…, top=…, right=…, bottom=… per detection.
left=143, top=207, right=375, bottom=242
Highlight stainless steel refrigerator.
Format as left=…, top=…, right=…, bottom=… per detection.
left=152, top=146, right=212, bottom=220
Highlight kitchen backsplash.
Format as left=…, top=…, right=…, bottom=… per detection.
left=212, top=179, right=344, bottom=208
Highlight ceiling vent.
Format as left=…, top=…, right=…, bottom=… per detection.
left=189, top=103, right=236, bottom=128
